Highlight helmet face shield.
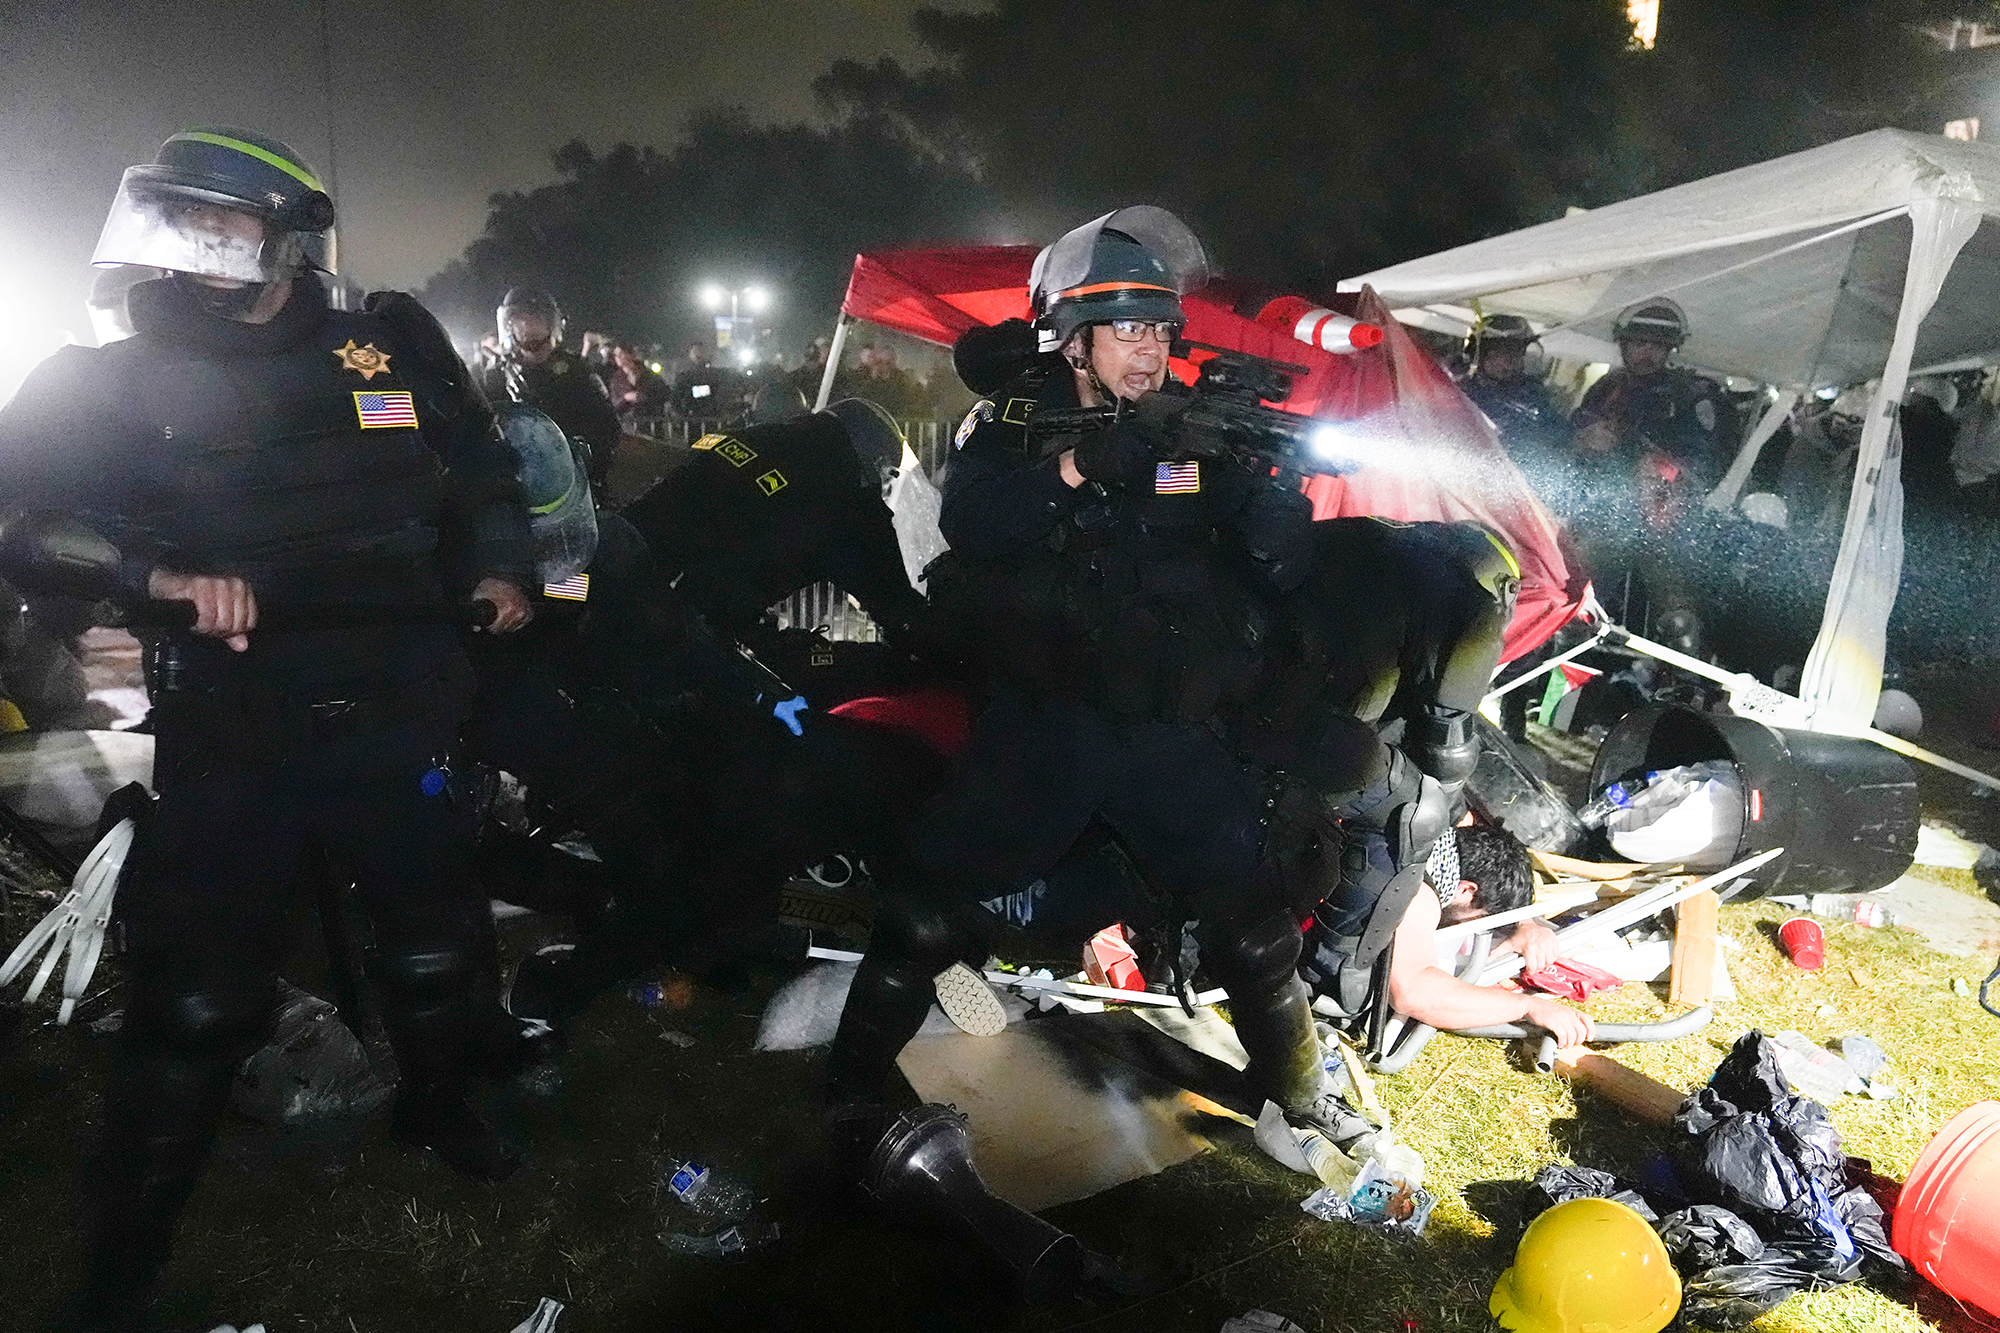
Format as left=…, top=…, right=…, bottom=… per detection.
left=497, top=406, right=599, bottom=583
left=91, top=169, right=304, bottom=284
left=1031, top=206, right=1208, bottom=352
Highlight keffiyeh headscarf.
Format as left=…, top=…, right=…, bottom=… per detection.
left=1424, top=829, right=1461, bottom=908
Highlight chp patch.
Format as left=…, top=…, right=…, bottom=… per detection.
left=353, top=391, right=418, bottom=429
left=1154, top=459, right=1200, bottom=494
left=954, top=399, right=994, bottom=449
left=694, top=433, right=758, bottom=468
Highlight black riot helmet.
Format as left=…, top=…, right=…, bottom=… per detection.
left=1612, top=298, right=1689, bottom=349
left=497, top=287, right=565, bottom=357
left=1028, top=206, right=1208, bottom=353
left=822, top=397, right=906, bottom=487
left=1465, top=313, right=1537, bottom=364
left=748, top=379, right=810, bottom=425
left=92, top=127, right=337, bottom=284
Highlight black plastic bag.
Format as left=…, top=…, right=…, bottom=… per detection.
left=1671, top=1032, right=1902, bottom=1290
left=1527, top=1164, right=1658, bottom=1221
left=231, top=979, right=394, bottom=1124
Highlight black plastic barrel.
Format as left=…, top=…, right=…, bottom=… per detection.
left=1589, top=705, right=1917, bottom=896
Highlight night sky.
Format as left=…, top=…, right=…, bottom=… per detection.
left=0, top=0, right=981, bottom=343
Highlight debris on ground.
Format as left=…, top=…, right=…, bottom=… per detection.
left=660, top=1157, right=760, bottom=1219
left=230, top=979, right=393, bottom=1125
left=505, top=1297, right=563, bottom=1332
left=1218, top=1313, right=1306, bottom=1333
left=1534, top=1030, right=1905, bottom=1328
left=662, top=1220, right=782, bottom=1261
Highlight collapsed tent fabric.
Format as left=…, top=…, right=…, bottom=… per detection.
left=835, top=251, right=1579, bottom=660
left=1340, top=129, right=2000, bottom=728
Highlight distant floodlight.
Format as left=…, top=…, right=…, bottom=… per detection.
left=700, top=285, right=726, bottom=311
left=744, top=285, right=770, bottom=313
left=738, top=348, right=757, bottom=367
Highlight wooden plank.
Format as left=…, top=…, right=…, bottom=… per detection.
left=1669, top=888, right=1721, bottom=1007
left=1528, top=849, right=1654, bottom=880
left=1551, top=1048, right=1686, bottom=1127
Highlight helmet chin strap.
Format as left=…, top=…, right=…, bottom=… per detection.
left=1065, top=326, right=1120, bottom=406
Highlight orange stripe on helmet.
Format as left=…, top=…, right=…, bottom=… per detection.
left=1054, top=280, right=1178, bottom=300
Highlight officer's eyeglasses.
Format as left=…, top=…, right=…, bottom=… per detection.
left=1106, top=319, right=1182, bottom=344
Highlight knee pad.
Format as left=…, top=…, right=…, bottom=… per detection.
left=136, top=983, right=274, bottom=1063
left=1198, top=909, right=1303, bottom=995
left=1388, top=774, right=1455, bottom=869
left=1410, top=705, right=1479, bottom=788
left=368, top=947, right=474, bottom=1002
left=870, top=894, right=989, bottom=980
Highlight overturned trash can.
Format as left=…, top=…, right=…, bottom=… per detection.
left=1590, top=705, right=1916, bottom=896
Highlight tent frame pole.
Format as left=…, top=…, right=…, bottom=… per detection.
left=1705, top=389, right=1799, bottom=514
left=814, top=314, right=851, bottom=412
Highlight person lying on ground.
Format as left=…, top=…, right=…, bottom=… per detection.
left=1305, top=824, right=1592, bottom=1050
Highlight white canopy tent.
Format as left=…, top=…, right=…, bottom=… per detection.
left=1342, top=130, right=2000, bottom=737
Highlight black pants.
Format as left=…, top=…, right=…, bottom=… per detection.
left=827, top=691, right=1317, bottom=1117
left=545, top=700, right=949, bottom=1015
left=84, top=715, right=483, bottom=1323
left=896, top=690, right=1267, bottom=912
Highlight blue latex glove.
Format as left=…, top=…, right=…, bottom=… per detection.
left=769, top=695, right=809, bottom=737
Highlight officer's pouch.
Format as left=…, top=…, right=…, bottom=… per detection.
left=1257, top=783, right=1343, bottom=921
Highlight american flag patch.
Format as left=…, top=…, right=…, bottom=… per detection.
left=542, top=572, right=590, bottom=601
left=1154, top=459, right=1200, bottom=494
left=353, top=391, right=418, bottom=429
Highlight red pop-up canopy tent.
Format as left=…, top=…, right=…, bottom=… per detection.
left=827, top=247, right=1583, bottom=660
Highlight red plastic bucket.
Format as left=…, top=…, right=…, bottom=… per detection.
left=1894, top=1101, right=2000, bottom=1317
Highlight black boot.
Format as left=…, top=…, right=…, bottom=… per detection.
left=373, top=947, right=522, bottom=1181
left=74, top=1014, right=245, bottom=1333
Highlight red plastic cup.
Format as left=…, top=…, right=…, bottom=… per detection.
left=1778, top=916, right=1825, bottom=970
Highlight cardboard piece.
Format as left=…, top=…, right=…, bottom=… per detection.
left=896, top=1011, right=1242, bottom=1211
left=1670, top=889, right=1721, bottom=1006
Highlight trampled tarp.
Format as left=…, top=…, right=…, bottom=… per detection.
left=1340, top=129, right=2000, bottom=728
left=838, top=250, right=1580, bottom=660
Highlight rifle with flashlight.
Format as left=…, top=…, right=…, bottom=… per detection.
left=1024, top=344, right=1366, bottom=479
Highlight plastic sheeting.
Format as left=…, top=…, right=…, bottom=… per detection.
left=835, top=250, right=1580, bottom=661
left=1340, top=130, right=2000, bottom=728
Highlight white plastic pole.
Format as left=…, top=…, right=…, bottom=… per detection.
left=813, top=314, right=851, bottom=412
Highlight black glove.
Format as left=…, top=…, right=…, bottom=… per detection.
left=1070, top=421, right=1160, bottom=487
left=1239, top=481, right=1315, bottom=591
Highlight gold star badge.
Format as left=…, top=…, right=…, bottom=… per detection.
left=333, top=339, right=392, bottom=380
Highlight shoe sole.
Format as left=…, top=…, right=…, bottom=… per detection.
left=933, top=962, right=1008, bottom=1036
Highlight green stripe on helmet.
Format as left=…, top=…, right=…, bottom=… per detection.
left=167, top=130, right=325, bottom=194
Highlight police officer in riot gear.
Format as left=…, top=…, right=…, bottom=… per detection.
left=1569, top=299, right=1737, bottom=639
left=479, top=287, right=624, bottom=495
left=1572, top=300, right=1737, bottom=486
left=0, top=126, right=536, bottom=1332
left=1458, top=314, right=1568, bottom=500
left=502, top=397, right=939, bottom=1027
left=822, top=207, right=1363, bottom=1161
left=620, top=396, right=928, bottom=650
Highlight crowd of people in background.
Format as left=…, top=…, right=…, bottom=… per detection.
left=521, top=327, right=971, bottom=433
left=1449, top=299, right=2000, bottom=685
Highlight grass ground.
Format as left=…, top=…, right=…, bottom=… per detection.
left=4, top=869, right=1997, bottom=1333
left=4, top=721, right=2000, bottom=1333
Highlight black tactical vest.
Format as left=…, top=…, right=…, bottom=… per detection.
left=106, top=303, right=446, bottom=605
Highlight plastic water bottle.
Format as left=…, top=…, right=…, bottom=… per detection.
left=1807, top=895, right=1894, bottom=928
left=1577, top=776, right=1650, bottom=828
left=661, top=1160, right=759, bottom=1219
left=1295, top=1129, right=1361, bottom=1192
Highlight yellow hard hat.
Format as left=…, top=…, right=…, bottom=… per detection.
left=1490, top=1198, right=1682, bottom=1333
